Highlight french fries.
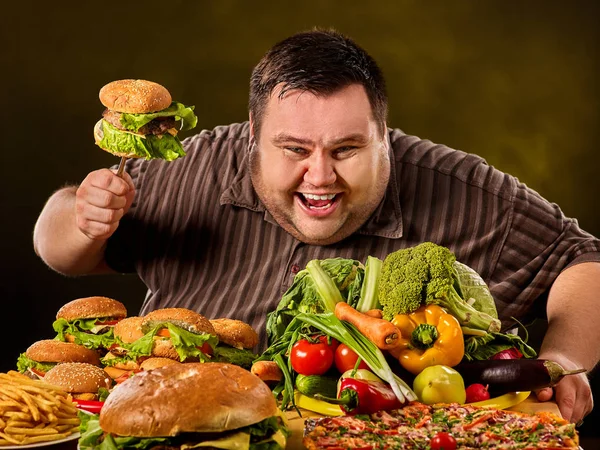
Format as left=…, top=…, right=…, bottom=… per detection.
left=0, top=371, right=80, bottom=446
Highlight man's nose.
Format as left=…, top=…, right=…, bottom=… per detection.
left=303, top=153, right=337, bottom=186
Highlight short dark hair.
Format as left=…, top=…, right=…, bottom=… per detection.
left=249, top=28, right=388, bottom=139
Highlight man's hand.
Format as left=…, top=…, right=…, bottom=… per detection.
left=75, top=168, right=135, bottom=241
left=535, top=352, right=593, bottom=425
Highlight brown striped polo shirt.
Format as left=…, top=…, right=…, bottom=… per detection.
left=105, top=122, right=600, bottom=349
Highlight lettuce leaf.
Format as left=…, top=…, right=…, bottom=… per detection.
left=53, top=318, right=116, bottom=350
left=98, top=120, right=186, bottom=161
left=165, top=323, right=218, bottom=361
left=119, top=102, right=197, bottom=132
left=16, top=354, right=56, bottom=373
left=463, top=331, right=537, bottom=361
left=101, top=323, right=219, bottom=364
left=212, top=345, right=258, bottom=369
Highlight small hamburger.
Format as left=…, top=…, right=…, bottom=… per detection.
left=16, top=340, right=101, bottom=379
left=53, top=297, right=127, bottom=350
left=79, top=363, right=288, bottom=450
left=44, top=362, right=111, bottom=401
left=102, top=316, right=182, bottom=383
left=94, top=79, right=197, bottom=161
left=210, top=318, right=259, bottom=369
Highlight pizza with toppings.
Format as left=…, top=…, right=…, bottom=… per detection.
left=303, top=402, right=579, bottom=449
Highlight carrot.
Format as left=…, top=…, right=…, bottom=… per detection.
left=364, top=309, right=383, bottom=319
left=334, top=302, right=400, bottom=350
left=251, top=361, right=283, bottom=382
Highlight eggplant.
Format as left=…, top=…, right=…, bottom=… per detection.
left=456, top=359, right=586, bottom=395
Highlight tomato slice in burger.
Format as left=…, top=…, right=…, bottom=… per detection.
left=197, top=342, right=213, bottom=356
left=74, top=400, right=105, bottom=414
left=29, top=367, right=46, bottom=378
left=94, top=319, right=120, bottom=326
left=156, top=328, right=171, bottom=338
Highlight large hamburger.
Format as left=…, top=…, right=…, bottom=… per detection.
left=16, top=340, right=101, bottom=379
left=94, top=79, right=197, bottom=161
left=53, top=296, right=127, bottom=350
left=78, top=363, right=288, bottom=450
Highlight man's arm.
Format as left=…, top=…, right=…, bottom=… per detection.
left=536, top=261, right=600, bottom=423
left=33, top=169, right=135, bottom=275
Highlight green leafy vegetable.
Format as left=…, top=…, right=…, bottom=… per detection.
left=265, top=258, right=363, bottom=344
left=53, top=318, right=116, bottom=350
left=378, top=242, right=501, bottom=332
left=356, top=255, right=383, bottom=312
left=16, top=354, right=55, bottom=374
left=212, top=345, right=258, bottom=369
left=464, top=331, right=537, bottom=361
left=118, top=102, right=198, bottom=132
left=98, top=120, right=187, bottom=161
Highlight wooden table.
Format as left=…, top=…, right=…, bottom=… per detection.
left=285, top=394, right=562, bottom=450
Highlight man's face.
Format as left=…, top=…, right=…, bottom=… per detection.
left=250, top=83, right=390, bottom=245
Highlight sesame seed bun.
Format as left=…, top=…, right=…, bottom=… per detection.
left=141, top=308, right=215, bottom=335
left=99, top=363, right=278, bottom=437
left=44, top=362, right=111, bottom=394
left=113, top=316, right=145, bottom=344
left=210, top=318, right=259, bottom=349
left=99, top=79, right=172, bottom=114
left=56, top=297, right=127, bottom=321
left=139, top=357, right=181, bottom=371
left=25, top=340, right=101, bottom=365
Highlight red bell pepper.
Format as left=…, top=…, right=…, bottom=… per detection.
left=318, top=378, right=402, bottom=415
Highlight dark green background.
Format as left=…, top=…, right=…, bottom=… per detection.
left=2, top=1, right=598, bottom=442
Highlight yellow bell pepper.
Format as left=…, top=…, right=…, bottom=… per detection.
left=389, top=304, right=464, bottom=375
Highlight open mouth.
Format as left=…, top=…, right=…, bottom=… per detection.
left=296, top=193, right=340, bottom=210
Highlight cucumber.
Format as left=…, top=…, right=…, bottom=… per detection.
left=295, top=374, right=338, bottom=398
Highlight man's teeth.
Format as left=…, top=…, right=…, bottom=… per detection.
left=303, top=193, right=336, bottom=200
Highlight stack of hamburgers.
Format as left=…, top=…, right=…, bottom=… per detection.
left=79, top=363, right=289, bottom=450
left=101, top=308, right=260, bottom=384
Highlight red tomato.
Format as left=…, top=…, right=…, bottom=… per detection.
left=290, top=338, right=334, bottom=375
left=197, top=342, right=214, bottom=356
left=95, top=319, right=120, bottom=326
left=430, top=432, right=457, bottom=450
left=74, top=400, right=105, bottom=414
left=318, top=335, right=339, bottom=353
left=334, top=343, right=369, bottom=373
left=114, top=370, right=138, bottom=384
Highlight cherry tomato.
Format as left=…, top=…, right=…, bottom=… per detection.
left=334, top=343, right=369, bottom=373
left=430, top=432, right=457, bottom=450
left=290, top=338, right=334, bottom=375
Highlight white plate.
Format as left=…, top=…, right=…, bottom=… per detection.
left=0, top=431, right=80, bottom=449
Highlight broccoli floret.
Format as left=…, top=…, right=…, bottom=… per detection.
left=378, top=242, right=501, bottom=332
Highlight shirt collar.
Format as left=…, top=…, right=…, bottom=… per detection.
left=220, top=129, right=403, bottom=239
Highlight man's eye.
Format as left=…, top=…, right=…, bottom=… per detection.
left=334, top=146, right=357, bottom=157
left=285, top=147, right=306, bottom=155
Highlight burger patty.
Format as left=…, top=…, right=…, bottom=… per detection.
left=102, top=109, right=178, bottom=135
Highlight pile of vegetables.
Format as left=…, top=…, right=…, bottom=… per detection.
left=259, top=242, right=549, bottom=415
